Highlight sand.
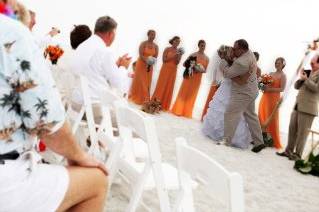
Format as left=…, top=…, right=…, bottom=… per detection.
left=105, top=110, right=319, bottom=212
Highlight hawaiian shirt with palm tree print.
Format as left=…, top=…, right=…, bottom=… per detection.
left=0, top=15, right=65, bottom=154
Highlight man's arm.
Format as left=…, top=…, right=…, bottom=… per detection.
left=304, top=75, right=319, bottom=93
left=294, top=80, right=305, bottom=90
left=223, top=59, right=248, bottom=79
left=231, top=71, right=252, bottom=85
left=41, top=121, right=108, bottom=175
left=102, top=51, right=131, bottom=94
left=41, top=121, right=85, bottom=161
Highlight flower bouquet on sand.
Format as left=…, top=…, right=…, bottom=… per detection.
left=258, top=74, right=273, bottom=90
left=44, top=45, right=64, bottom=65
left=146, top=56, right=156, bottom=72
left=294, top=146, right=319, bottom=177
left=141, top=98, right=162, bottom=114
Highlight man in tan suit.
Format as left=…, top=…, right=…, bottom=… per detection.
left=277, top=54, right=319, bottom=160
left=221, top=39, right=266, bottom=153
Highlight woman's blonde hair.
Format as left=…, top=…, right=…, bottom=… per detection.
left=15, top=1, right=31, bottom=26
left=0, top=0, right=31, bottom=26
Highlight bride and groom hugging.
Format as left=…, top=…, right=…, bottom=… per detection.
left=202, top=39, right=266, bottom=153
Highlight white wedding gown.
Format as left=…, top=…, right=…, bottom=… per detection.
left=202, top=79, right=252, bottom=149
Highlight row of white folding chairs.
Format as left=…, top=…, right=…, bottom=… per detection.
left=112, top=102, right=245, bottom=212
left=67, top=75, right=245, bottom=212
left=65, top=75, right=124, bottom=184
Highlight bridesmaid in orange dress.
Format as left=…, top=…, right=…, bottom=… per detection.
left=152, top=36, right=183, bottom=111
left=171, top=40, right=209, bottom=118
left=129, top=29, right=159, bottom=104
left=258, top=57, right=287, bottom=149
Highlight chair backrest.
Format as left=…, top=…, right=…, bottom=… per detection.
left=99, top=88, right=123, bottom=106
left=115, top=103, right=171, bottom=212
left=175, top=137, right=244, bottom=212
left=66, top=105, right=85, bottom=134
left=97, top=88, right=126, bottom=137
left=76, top=76, right=128, bottom=181
left=66, top=75, right=98, bottom=155
left=97, top=131, right=123, bottom=184
left=115, top=102, right=162, bottom=162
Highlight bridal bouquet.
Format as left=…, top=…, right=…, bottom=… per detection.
left=258, top=74, right=273, bottom=90
left=194, top=63, right=205, bottom=73
left=183, top=56, right=196, bottom=78
left=177, top=47, right=185, bottom=55
left=44, top=45, right=64, bottom=65
left=146, top=56, right=156, bottom=72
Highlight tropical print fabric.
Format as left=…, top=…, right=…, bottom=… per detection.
left=0, top=14, right=65, bottom=154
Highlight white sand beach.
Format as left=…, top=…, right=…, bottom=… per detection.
left=106, top=110, right=319, bottom=212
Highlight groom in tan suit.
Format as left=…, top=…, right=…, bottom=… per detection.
left=221, top=39, right=266, bottom=153
left=277, top=54, right=319, bottom=160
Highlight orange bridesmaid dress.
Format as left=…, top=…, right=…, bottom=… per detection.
left=258, top=77, right=282, bottom=149
left=152, top=50, right=178, bottom=111
left=129, top=45, right=157, bottom=105
left=201, top=85, right=218, bottom=120
left=171, top=56, right=208, bottom=118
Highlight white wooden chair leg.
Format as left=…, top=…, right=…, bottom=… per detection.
left=152, top=163, right=171, bottom=212
left=125, top=164, right=152, bottom=212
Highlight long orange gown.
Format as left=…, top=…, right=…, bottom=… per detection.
left=171, top=56, right=208, bottom=118
left=129, top=45, right=157, bottom=105
left=258, top=77, right=282, bottom=149
left=152, top=50, right=178, bottom=111
left=201, top=85, right=218, bottom=120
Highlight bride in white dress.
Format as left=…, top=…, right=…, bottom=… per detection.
left=202, top=46, right=251, bottom=149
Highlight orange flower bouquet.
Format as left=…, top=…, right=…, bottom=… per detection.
left=44, top=45, right=64, bottom=65
left=258, top=74, right=273, bottom=90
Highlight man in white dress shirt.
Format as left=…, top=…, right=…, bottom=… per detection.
left=71, top=15, right=132, bottom=122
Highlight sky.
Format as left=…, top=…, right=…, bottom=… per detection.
left=21, top=0, right=319, bottom=133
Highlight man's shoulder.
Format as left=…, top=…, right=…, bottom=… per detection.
left=0, top=15, right=34, bottom=43
left=237, top=51, right=255, bottom=65
left=75, top=35, right=110, bottom=57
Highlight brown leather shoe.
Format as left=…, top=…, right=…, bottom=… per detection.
left=276, top=151, right=290, bottom=158
left=289, top=153, right=301, bottom=161
left=251, top=144, right=266, bottom=153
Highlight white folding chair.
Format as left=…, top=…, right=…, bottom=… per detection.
left=115, top=103, right=180, bottom=212
left=175, top=137, right=245, bottom=212
left=65, top=74, right=85, bottom=135
left=65, top=75, right=111, bottom=154
left=97, top=88, right=125, bottom=137
left=43, top=75, right=99, bottom=164
left=97, top=130, right=123, bottom=186
left=65, top=75, right=118, bottom=173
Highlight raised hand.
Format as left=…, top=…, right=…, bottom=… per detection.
left=300, top=71, right=308, bottom=80
left=48, top=27, right=60, bottom=37
left=117, top=53, right=132, bottom=69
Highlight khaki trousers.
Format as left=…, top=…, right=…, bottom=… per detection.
left=285, top=110, right=315, bottom=157
left=224, top=93, right=263, bottom=146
